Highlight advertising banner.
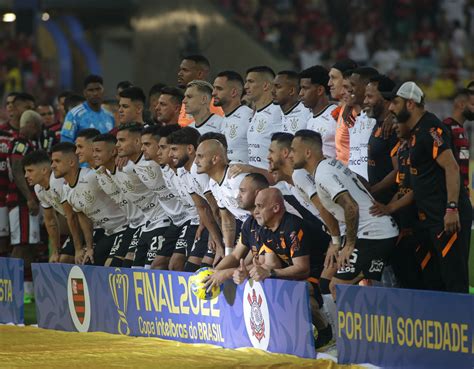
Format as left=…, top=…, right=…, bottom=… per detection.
left=32, top=263, right=316, bottom=358
left=0, top=257, right=24, bottom=324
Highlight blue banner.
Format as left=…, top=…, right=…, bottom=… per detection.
left=0, top=257, right=24, bottom=324
left=336, top=285, right=474, bottom=369
left=32, top=263, right=316, bottom=358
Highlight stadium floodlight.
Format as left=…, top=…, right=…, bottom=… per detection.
left=2, top=13, right=16, bottom=22
left=41, top=12, right=50, bottom=21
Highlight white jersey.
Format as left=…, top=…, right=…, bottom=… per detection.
left=176, top=162, right=210, bottom=198
left=66, top=168, right=126, bottom=235
left=348, top=111, right=376, bottom=180
left=34, top=172, right=67, bottom=216
left=306, top=104, right=338, bottom=158
left=247, top=102, right=283, bottom=169
left=281, top=102, right=311, bottom=134
left=221, top=105, right=253, bottom=163
left=134, top=158, right=191, bottom=226
left=109, top=155, right=170, bottom=231
left=161, top=165, right=200, bottom=225
left=273, top=179, right=319, bottom=219
left=97, top=167, right=146, bottom=229
left=188, top=113, right=223, bottom=135
left=208, top=166, right=250, bottom=222
left=314, top=158, right=398, bottom=239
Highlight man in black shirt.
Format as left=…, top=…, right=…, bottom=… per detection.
left=388, top=81, right=471, bottom=293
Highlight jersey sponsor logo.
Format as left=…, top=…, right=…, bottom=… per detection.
left=243, top=281, right=270, bottom=350
left=67, top=266, right=91, bottom=332
left=248, top=156, right=262, bottom=162
left=369, top=259, right=384, bottom=273
left=108, top=269, right=131, bottom=335
left=13, top=142, right=26, bottom=154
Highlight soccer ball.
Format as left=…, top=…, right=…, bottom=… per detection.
left=190, top=267, right=221, bottom=300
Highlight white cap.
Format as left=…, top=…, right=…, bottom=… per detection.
left=396, top=81, right=424, bottom=103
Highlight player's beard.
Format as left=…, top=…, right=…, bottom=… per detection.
left=462, top=108, right=474, bottom=121
left=395, top=104, right=411, bottom=123
left=175, top=154, right=189, bottom=168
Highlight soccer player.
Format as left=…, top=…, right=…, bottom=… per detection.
left=148, top=83, right=166, bottom=124
left=212, top=70, right=252, bottom=163
left=117, top=86, right=146, bottom=125
left=60, top=74, right=115, bottom=142
left=23, top=150, right=82, bottom=264
left=347, top=67, right=379, bottom=180
left=388, top=82, right=472, bottom=293
left=0, top=92, right=19, bottom=131
left=290, top=130, right=399, bottom=298
left=299, top=65, right=338, bottom=158
left=116, top=80, right=134, bottom=100
left=156, top=87, right=183, bottom=126
left=364, top=75, right=399, bottom=204
left=56, top=90, right=72, bottom=125
left=37, top=102, right=61, bottom=154
left=10, top=93, right=36, bottom=133
left=51, top=142, right=127, bottom=266
left=443, top=88, right=474, bottom=194
left=184, top=80, right=223, bottom=134
left=273, top=70, right=311, bottom=134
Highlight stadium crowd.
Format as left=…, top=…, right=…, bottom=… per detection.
left=1, top=53, right=473, bottom=348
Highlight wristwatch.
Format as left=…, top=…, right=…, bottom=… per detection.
left=446, top=201, right=458, bottom=209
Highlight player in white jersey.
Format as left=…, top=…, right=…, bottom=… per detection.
left=213, top=71, right=252, bottom=163
left=92, top=133, right=147, bottom=267
left=347, top=67, right=379, bottom=180
left=118, top=86, right=146, bottom=125
left=299, top=65, right=338, bottom=158
left=23, top=150, right=83, bottom=264
left=167, top=126, right=226, bottom=266
left=51, top=142, right=128, bottom=266
left=115, top=123, right=172, bottom=268
left=273, top=71, right=311, bottom=134
left=290, top=130, right=398, bottom=299
left=184, top=80, right=223, bottom=134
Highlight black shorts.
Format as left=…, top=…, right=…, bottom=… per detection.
left=390, top=229, right=424, bottom=289
left=204, top=219, right=241, bottom=260
left=188, top=227, right=209, bottom=258
left=109, top=225, right=141, bottom=258
left=132, top=226, right=168, bottom=266
left=157, top=221, right=196, bottom=256
left=94, top=229, right=124, bottom=266
left=128, top=226, right=143, bottom=254
left=60, top=237, right=75, bottom=256
left=335, top=237, right=397, bottom=281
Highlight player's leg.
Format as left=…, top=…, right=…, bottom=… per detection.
left=186, top=227, right=210, bottom=272
left=144, top=226, right=168, bottom=270
left=107, top=226, right=137, bottom=267
left=0, top=206, right=11, bottom=257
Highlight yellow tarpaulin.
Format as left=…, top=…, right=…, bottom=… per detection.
left=0, top=326, right=365, bottom=369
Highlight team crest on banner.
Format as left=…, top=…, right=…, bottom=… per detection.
left=109, top=269, right=130, bottom=335
left=243, top=280, right=270, bottom=350
left=67, top=266, right=91, bottom=332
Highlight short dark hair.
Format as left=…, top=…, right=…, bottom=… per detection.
left=77, top=128, right=100, bottom=140
left=7, top=91, right=20, bottom=99
left=183, top=55, right=210, bottom=69
left=58, top=90, right=73, bottom=100
left=167, top=127, right=200, bottom=149
left=14, top=92, right=35, bottom=105
left=299, top=66, right=329, bottom=93
left=84, top=74, right=103, bottom=88
left=271, top=132, right=293, bottom=148
left=149, top=83, right=166, bottom=98
left=277, top=70, right=299, bottom=81
left=246, top=66, right=275, bottom=79
left=141, top=125, right=161, bottom=140
left=119, top=86, right=146, bottom=104
left=332, top=59, right=358, bottom=73
left=158, top=124, right=181, bottom=138
left=294, top=129, right=323, bottom=148
left=52, top=142, right=77, bottom=155
left=160, top=87, right=184, bottom=105
left=352, top=67, right=379, bottom=82
left=198, top=132, right=228, bottom=149
left=65, top=94, right=86, bottom=112
left=23, top=150, right=50, bottom=167
left=216, top=71, right=244, bottom=86
left=454, top=88, right=474, bottom=100
left=117, top=122, right=144, bottom=134
left=116, top=80, right=133, bottom=90
left=93, top=133, right=117, bottom=144
left=245, top=173, right=269, bottom=189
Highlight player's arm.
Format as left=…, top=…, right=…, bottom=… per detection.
left=191, top=193, right=223, bottom=251
left=12, top=157, right=39, bottom=215
left=219, top=208, right=236, bottom=253
left=60, top=113, right=77, bottom=143
left=62, top=201, right=84, bottom=263
left=370, top=155, right=399, bottom=195
left=77, top=211, right=94, bottom=264
left=436, top=148, right=461, bottom=234
left=334, top=191, right=359, bottom=269
left=204, top=191, right=221, bottom=225
left=262, top=254, right=310, bottom=281
left=43, top=207, right=61, bottom=263
left=370, top=190, right=414, bottom=216
left=228, top=163, right=275, bottom=184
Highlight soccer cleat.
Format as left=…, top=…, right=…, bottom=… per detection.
left=315, top=324, right=333, bottom=349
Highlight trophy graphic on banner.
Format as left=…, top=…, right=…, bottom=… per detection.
left=109, top=269, right=130, bottom=336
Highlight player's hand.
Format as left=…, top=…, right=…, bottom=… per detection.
left=195, top=224, right=205, bottom=242
left=228, top=164, right=249, bottom=178
left=324, top=244, right=339, bottom=269
left=213, top=244, right=224, bottom=267
left=116, top=156, right=129, bottom=171
left=204, top=269, right=227, bottom=292
left=233, top=258, right=249, bottom=285
left=444, top=211, right=460, bottom=234
left=27, top=198, right=39, bottom=216
left=382, top=115, right=395, bottom=139
left=369, top=201, right=392, bottom=217
left=82, top=248, right=94, bottom=265
left=49, top=250, right=60, bottom=263
left=337, top=245, right=354, bottom=270
left=249, top=256, right=270, bottom=282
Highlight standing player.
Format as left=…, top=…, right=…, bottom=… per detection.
left=291, top=130, right=399, bottom=299
left=60, top=75, right=115, bottom=142
left=273, top=71, right=311, bottom=134
left=300, top=66, right=338, bottom=158
left=118, top=87, right=147, bottom=125
left=37, top=102, right=61, bottom=154
left=389, top=82, right=472, bottom=292
left=156, top=87, right=184, bottom=126
left=148, top=83, right=166, bottom=125
left=212, top=71, right=252, bottom=163
left=0, top=92, right=19, bottom=131
left=184, top=80, right=223, bottom=134
left=23, top=150, right=83, bottom=264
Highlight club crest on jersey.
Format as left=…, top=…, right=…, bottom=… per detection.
left=83, top=190, right=95, bottom=204
left=243, top=281, right=270, bottom=350
left=256, top=118, right=266, bottom=133
left=123, top=180, right=134, bottom=192
left=290, top=118, right=298, bottom=131
left=145, top=165, right=157, bottom=179
left=229, top=124, right=238, bottom=139
left=429, top=128, right=443, bottom=147
left=67, top=266, right=91, bottom=332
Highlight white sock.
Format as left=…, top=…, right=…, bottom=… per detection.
left=24, top=281, right=34, bottom=296
left=322, top=294, right=337, bottom=337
